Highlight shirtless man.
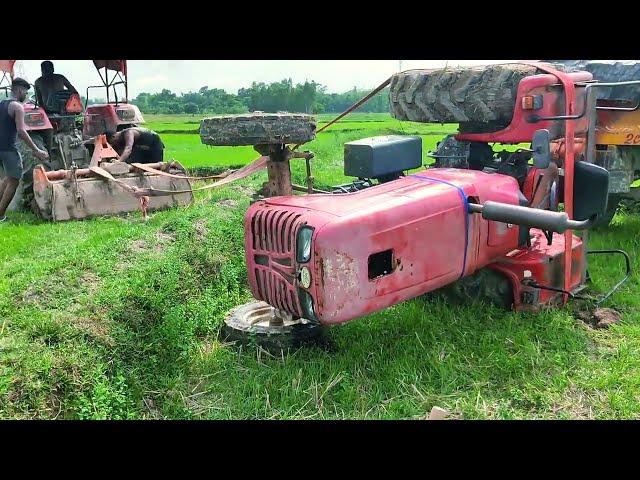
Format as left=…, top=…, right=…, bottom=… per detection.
left=34, top=61, right=78, bottom=112
left=106, top=127, right=165, bottom=164
left=0, top=78, right=49, bottom=222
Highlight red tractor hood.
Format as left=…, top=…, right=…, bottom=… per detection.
left=262, top=168, right=505, bottom=217
left=245, top=169, right=525, bottom=324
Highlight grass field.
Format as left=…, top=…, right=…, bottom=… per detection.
left=1, top=113, right=639, bottom=419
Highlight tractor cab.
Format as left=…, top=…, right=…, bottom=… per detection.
left=83, top=60, right=145, bottom=137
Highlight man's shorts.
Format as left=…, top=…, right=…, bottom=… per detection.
left=129, top=145, right=164, bottom=164
left=0, top=150, right=23, bottom=180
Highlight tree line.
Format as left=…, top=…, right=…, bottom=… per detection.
left=126, top=79, right=390, bottom=115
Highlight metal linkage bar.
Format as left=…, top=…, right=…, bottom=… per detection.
left=527, top=80, right=640, bottom=123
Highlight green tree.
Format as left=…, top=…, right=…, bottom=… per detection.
left=184, top=102, right=199, bottom=115
left=130, top=81, right=390, bottom=115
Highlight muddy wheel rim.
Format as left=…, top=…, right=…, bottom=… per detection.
left=234, top=302, right=310, bottom=329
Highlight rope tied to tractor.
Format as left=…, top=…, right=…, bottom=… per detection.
left=89, top=156, right=271, bottom=216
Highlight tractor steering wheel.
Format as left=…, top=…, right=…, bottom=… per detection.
left=26, top=94, right=38, bottom=107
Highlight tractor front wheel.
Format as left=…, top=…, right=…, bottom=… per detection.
left=438, top=268, right=514, bottom=310
left=221, top=300, right=326, bottom=353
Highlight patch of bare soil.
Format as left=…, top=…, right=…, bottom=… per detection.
left=193, top=220, right=209, bottom=241
left=127, top=231, right=176, bottom=255
left=21, top=269, right=100, bottom=307
left=216, top=199, right=239, bottom=208
left=128, top=239, right=149, bottom=254
left=156, top=231, right=176, bottom=244
left=79, top=271, right=100, bottom=296
left=549, top=384, right=600, bottom=419
left=21, top=285, right=39, bottom=305
left=154, top=231, right=176, bottom=252
left=71, top=315, right=115, bottom=346
left=576, top=307, right=622, bottom=329
left=114, top=260, right=131, bottom=273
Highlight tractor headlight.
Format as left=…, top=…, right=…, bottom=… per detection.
left=299, top=266, right=312, bottom=289
left=296, top=225, right=314, bottom=263
left=298, top=289, right=318, bottom=322
left=116, top=108, right=136, bottom=121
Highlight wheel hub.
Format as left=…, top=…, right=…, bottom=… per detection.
left=221, top=300, right=325, bottom=352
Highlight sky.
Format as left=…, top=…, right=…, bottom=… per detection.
left=12, top=60, right=516, bottom=99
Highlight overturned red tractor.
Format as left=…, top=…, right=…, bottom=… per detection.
left=201, top=62, right=634, bottom=349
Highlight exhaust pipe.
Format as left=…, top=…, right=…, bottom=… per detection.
left=468, top=201, right=594, bottom=233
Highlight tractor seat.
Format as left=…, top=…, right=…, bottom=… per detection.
left=44, top=90, right=77, bottom=115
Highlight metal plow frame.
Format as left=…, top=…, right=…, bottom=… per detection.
left=32, top=161, right=194, bottom=221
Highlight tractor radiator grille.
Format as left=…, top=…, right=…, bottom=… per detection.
left=254, top=268, right=301, bottom=315
left=250, top=208, right=303, bottom=316
left=251, top=208, right=302, bottom=254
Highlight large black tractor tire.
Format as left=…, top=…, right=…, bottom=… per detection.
left=200, top=112, right=317, bottom=146
left=438, top=268, right=514, bottom=310
left=389, top=64, right=538, bottom=130
left=550, top=61, right=640, bottom=100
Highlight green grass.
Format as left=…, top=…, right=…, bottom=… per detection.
left=1, top=114, right=640, bottom=419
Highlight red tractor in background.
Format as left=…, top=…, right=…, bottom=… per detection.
left=82, top=60, right=146, bottom=138
left=0, top=60, right=192, bottom=220
left=199, top=62, right=635, bottom=350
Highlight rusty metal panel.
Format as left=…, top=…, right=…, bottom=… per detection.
left=34, top=170, right=193, bottom=221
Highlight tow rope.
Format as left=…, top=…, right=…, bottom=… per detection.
left=90, top=77, right=397, bottom=205
left=292, top=76, right=392, bottom=151
left=114, top=62, right=559, bottom=201
left=90, top=155, right=270, bottom=199
left=131, top=162, right=233, bottom=180
left=89, top=165, right=152, bottom=218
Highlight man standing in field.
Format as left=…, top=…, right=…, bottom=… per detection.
left=0, top=78, right=50, bottom=223
left=106, top=127, right=165, bottom=164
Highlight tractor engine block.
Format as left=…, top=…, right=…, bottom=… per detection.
left=430, top=135, right=532, bottom=188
